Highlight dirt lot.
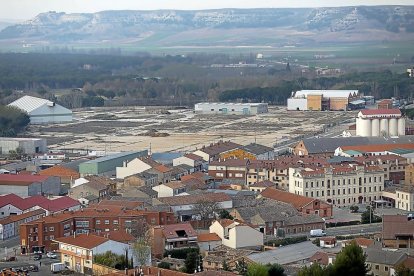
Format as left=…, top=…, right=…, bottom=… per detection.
left=27, top=106, right=357, bottom=153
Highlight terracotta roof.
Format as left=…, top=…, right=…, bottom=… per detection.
left=160, top=223, right=197, bottom=239
left=184, top=153, right=204, bottom=161
left=309, top=251, right=334, bottom=266
left=360, top=109, right=401, bottom=116
left=320, top=236, right=336, bottom=243
left=260, top=187, right=315, bottom=210
left=383, top=215, right=414, bottom=240
left=0, top=194, right=23, bottom=208
left=96, top=231, right=135, bottom=243
left=180, top=172, right=207, bottom=182
left=197, top=233, right=221, bottom=242
left=159, top=193, right=231, bottom=206
left=403, top=256, right=414, bottom=269
left=181, top=178, right=205, bottom=190
left=96, top=200, right=144, bottom=210
left=164, top=181, right=186, bottom=189
left=154, top=164, right=172, bottom=173
left=249, top=180, right=275, bottom=188
left=341, top=143, right=414, bottom=153
left=0, top=174, right=49, bottom=186
left=199, top=141, right=241, bottom=156
left=38, top=165, right=79, bottom=178
left=45, top=196, right=80, bottom=212
left=378, top=99, right=393, bottom=104
left=55, top=234, right=109, bottom=249
left=83, top=180, right=108, bottom=191
left=216, top=219, right=234, bottom=228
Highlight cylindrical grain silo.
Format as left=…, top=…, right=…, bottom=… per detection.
left=371, top=118, right=380, bottom=137
left=380, top=118, right=389, bottom=136
left=360, top=118, right=372, bottom=137
left=389, top=118, right=398, bottom=136
left=398, top=118, right=406, bottom=136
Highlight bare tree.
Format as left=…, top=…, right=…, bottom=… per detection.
left=192, top=199, right=222, bottom=220
left=131, top=236, right=151, bottom=267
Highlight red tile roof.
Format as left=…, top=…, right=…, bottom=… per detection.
left=197, top=233, right=221, bottom=242
left=0, top=209, right=45, bottom=225
left=96, top=231, right=135, bottom=244
left=160, top=223, right=197, bottom=239
left=0, top=194, right=79, bottom=212
left=55, top=234, right=109, bottom=249
left=261, top=187, right=315, bottom=210
left=0, top=174, right=49, bottom=186
left=216, top=219, right=234, bottom=228
left=45, top=196, right=80, bottom=212
left=360, top=109, right=401, bottom=116
left=180, top=172, right=207, bottom=182
left=249, top=180, right=275, bottom=188
left=154, top=164, right=172, bottom=173
left=38, top=165, right=79, bottom=178
left=0, top=194, right=23, bottom=208
left=383, top=215, right=414, bottom=240
left=184, top=153, right=204, bottom=161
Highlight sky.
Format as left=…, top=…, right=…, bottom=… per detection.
left=1, top=0, right=414, bottom=21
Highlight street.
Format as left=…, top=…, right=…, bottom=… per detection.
left=325, top=222, right=382, bottom=236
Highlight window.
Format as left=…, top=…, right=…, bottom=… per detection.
left=113, top=220, right=119, bottom=225
left=75, top=221, right=89, bottom=228
left=384, top=266, right=388, bottom=271
left=96, top=220, right=101, bottom=225
left=50, top=235, right=54, bottom=240
left=235, top=173, right=243, bottom=178
left=104, top=220, right=109, bottom=225
left=216, top=173, right=224, bottom=177
left=49, top=227, right=54, bottom=231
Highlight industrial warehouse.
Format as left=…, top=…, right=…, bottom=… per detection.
left=8, top=95, right=73, bottom=124
left=194, top=102, right=268, bottom=115
left=356, top=109, right=406, bottom=137
left=287, top=90, right=360, bottom=111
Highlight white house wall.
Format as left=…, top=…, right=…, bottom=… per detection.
left=30, top=104, right=72, bottom=124
left=173, top=157, right=195, bottom=168
left=116, top=158, right=152, bottom=179
left=287, top=98, right=308, bottom=111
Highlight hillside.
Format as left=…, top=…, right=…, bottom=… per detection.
left=1, top=6, right=414, bottom=47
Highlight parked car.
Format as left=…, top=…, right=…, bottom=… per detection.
left=29, top=265, right=39, bottom=272
left=47, top=252, right=57, bottom=259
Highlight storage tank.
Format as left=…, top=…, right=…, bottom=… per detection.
left=371, top=118, right=380, bottom=137
left=389, top=118, right=398, bottom=136
left=398, top=118, right=406, bottom=136
left=380, top=119, right=389, bottom=136
left=359, top=118, right=372, bottom=137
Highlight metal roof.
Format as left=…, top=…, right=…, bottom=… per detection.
left=82, top=151, right=147, bottom=164
left=247, top=241, right=320, bottom=265
left=294, top=90, right=358, bottom=98
left=7, top=95, right=72, bottom=115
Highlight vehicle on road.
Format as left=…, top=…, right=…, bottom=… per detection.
left=47, top=252, right=57, bottom=259
left=51, top=262, right=66, bottom=273
left=310, top=229, right=326, bottom=237
left=29, top=265, right=39, bottom=272
left=33, top=253, right=42, bottom=260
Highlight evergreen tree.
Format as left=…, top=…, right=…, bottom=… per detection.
left=267, top=263, right=285, bottom=276
left=247, top=263, right=268, bottom=276
left=333, top=241, right=368, bottom=276
left=185, top=252, right=197, bottom=273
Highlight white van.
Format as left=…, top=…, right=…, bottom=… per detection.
left=310, top=229, right=326, bottom=237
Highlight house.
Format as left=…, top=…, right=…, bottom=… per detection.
left=123, top=171, right=158, bottom=188
left=181, top=172, right=213, bottom=185
left=69, top=180, right=109, bottom=202
left=73, top=176, right=117, bottom=195
left=19, top=206, right=175, bottom=253
left=8, top=95, right=73, bottom=124
left=249, top=180, right=275, bottom=193
left=209, top=219, right=263, bottom=249
left=38, top=165, right=79, bottom=185
left=0, top=209, right=45, bottom=240
left=247, top=241, right=320, bottom=265
left=219, top=143, right=275, bottom=161
left=152, top=182, right=187, bottom=198
left=231, top=200, right=324, bottom=236
left=342, top=237, right=374, bottom=249
left=197, top=233, right=222, bottom=252
left=116, top=157, right=157, bottom=179
left=150, top=223, right=198, bottom=258
left=319, top=237, right=337, bottom=248
left=382, top=215, right=414, bottom=249
left=158, top=193, right=232, bottom=221
left=260, top=187, right=333, bottom=218
left=208, top=159, right=249, bottom=182
left=0, top=137, right=47, bottom=155
left=148, top=164, right=173, bottom=184
left=364, top=247, right=408, bottom=276
left=173, top=154, right=205, bottom=171
left=170, top=165, right=192, bottom=181
left=0, top=174, right=61, bottom=197
left=202, top=245, right=255, bottom=272
left=309, top=251, right=336, bottom=266
left=193, top=141, right=241, bottom=162
left=55, top=234, right=142, bottom=275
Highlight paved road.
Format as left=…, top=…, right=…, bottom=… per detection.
left=325, top=223, right=382, bottom=236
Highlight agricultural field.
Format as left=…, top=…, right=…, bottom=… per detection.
left=26, top=106, right=357, bottom=154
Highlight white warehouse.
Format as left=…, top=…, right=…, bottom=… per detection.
left=194, top=102, right=268, bottom=115
left=356, top=109, right=405, bottom=137
left=0, top=137, right=47, bottom=155
left=8, top=96, right=72, bottom=124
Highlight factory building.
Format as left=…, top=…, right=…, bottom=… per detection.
left=194, top=103, right=268, bottom=115
left=0, top=137, right=47, bottom=155
left=79, top=150, right=148, bottom=176
left=8, top=95, right=72, bottom=124
left=287, top=90, right=359, bottom=111
left=356, top=109, right=405, bottom=137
